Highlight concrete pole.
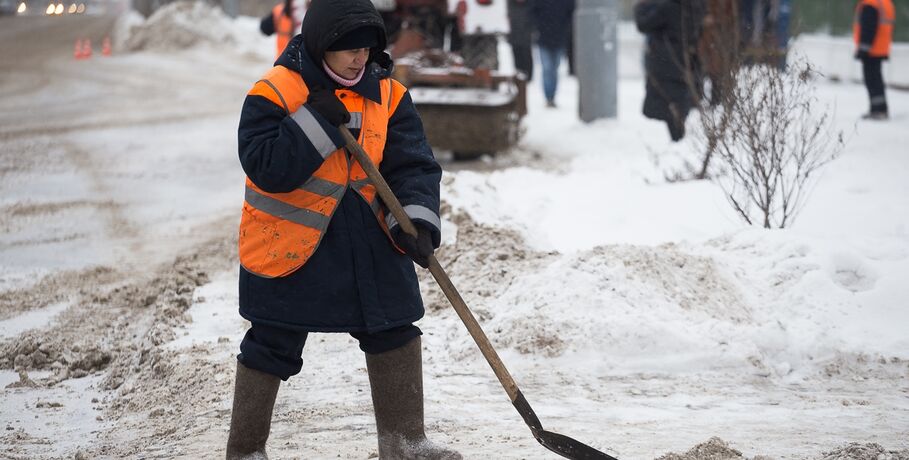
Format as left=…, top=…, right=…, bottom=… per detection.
left=575, top=0, right=618, bottom=122
left=222, top=0, right=239, bottom=18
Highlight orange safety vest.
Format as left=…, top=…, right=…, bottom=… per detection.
left=272, top=3, right=295, bottom=59
left=239, top=66, right=408, bottom=278
left=854, top=0, right=896, bottom=58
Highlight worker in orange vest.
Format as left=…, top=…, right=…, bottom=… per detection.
left=260, top=0, right=309, bottom=60
left=854, top=0, right=895, bottom=120
left=228, top=0, right=460, bottom=459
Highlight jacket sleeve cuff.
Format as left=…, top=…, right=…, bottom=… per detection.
left=386, top=204, right=442, bottom=248
left=289, top=105, right=345, bottom=158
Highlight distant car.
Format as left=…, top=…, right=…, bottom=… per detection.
left=0, top=0, right=18, bottom=15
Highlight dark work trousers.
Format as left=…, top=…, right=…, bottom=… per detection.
left=238, top=323, right=423, bottom=380
left=861, top=56, right=888, bottom=114
left=511, top=42, right=534, bottom=81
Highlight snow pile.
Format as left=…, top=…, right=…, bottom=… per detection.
left=426, top=211, right=909, bottom=382
left=0, top=238, right=230, bottom=389
left=111, top=9, right=145, bottom=52
left=433, top=76, right=909, bottom=382
left=655, top=437, right=753, bottom=460
left=115, top=1, right=272, bottom=59
left=425, top=214, right=754, bottom=368
left=228, top=14, right=275, bottom=58
left=819, top=443, right=909, bottom=460
left=122, top=1, right=239, bottom=52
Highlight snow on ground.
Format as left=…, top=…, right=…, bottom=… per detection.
left=1, top=7, right=908, bottom=460
left=445, top=55, right=909, bottom=377
left=791, top=33, right=909, bottom=88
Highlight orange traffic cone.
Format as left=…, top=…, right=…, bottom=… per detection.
left=82, top=38, right=92, bottom=59
left=74, top=39, right=84, bottom=59
left=102, top=36, right=112, bottom=56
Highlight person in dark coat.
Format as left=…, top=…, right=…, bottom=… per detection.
left=507, top=0, right=534, bottom=81
left=530, top=0, right=575, bottom=107
left=227, top=0, right=461, bottom=458
left=635, top=0, right=706, bottom=141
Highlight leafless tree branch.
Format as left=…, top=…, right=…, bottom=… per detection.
left=692, top=58, right=844, bottom=228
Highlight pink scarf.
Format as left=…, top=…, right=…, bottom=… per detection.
left=322, top=60, right=365, bottom=87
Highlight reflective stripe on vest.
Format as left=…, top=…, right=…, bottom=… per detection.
left=239, top=66, right=408, bottom=278
left=245, top=186, right=335, bottom=229
left=347, top=112, right=363, bottom=129
left=853, top=0, right=895, bottom=57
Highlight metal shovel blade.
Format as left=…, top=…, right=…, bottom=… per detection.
left=514, top=391, right=618, bottom=460
left=534, top=428, right=618, bottom=460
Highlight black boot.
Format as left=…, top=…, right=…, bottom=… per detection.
left=861, top=111, right=889, bottom=120
left=667, top=118, right=685, bottom=142
left=226, top=362, right=281, bottom=460
left=366, top=337, right=462, bottom=460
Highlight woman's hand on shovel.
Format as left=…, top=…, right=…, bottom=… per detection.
left=393, top=224, right=434, bottom=268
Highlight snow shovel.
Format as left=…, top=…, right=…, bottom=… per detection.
left=340, top=126, right=617, bottom=460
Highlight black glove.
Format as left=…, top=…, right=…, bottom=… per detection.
left=855, top=49, right=870, bottom=60
left=306, top=85, right=350, bottom=126
left=393, top=224, right=435, bottom=269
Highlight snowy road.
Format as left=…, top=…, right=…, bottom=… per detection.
left=0, top=13, right=256, bottom=457
left=0, top=13, right=253, bottom=289
left=1, top=8, right=908, bottom=460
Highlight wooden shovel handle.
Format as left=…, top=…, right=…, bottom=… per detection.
left=339, top=126, right=520, bottom=402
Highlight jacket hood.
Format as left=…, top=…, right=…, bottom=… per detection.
left=300, top=0, right=387, bottom=64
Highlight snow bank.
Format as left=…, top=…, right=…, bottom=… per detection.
left=111, top=9, right=145, bottom=52
left=123, top=1, right=236, bottom=52
left=655, top=437, right=752, bottom=460
left=819, top=443, right=909, bottom=460
left=431, top=222, right=753, bottom=368
left=119, top=0, right=269, bottom=58
left=436, top=71, right=909, bottom=383
left=426, top=212, right=909, bottom=382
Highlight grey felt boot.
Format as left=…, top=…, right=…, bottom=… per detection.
left=225, top=362, right=281, bottom=460
left=366, top=337, right=462, bottom=460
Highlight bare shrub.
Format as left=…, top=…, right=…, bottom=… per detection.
left=694, top=59, right=844, bottom=228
